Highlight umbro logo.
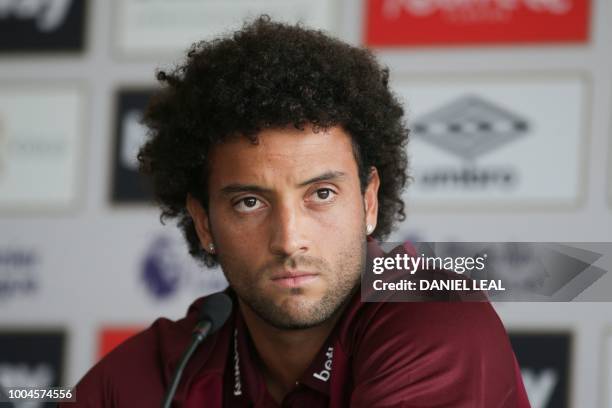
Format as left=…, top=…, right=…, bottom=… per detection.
left=412, top=95, right=529, bottom=161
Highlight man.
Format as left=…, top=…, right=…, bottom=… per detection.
left=64, top=17, right=530, bottom=407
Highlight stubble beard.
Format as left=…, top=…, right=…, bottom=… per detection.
left=222, top=238, right=366, bottom=330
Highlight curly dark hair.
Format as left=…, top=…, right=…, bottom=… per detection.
left=138, top=16, right=410, bottom=267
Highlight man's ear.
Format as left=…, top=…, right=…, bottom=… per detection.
left=364, top=167, right=380, bottom=233
left=186, top=194, right=213, bottom=252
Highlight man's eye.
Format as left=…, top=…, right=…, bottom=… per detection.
left=234, top=197, right=264, bottom=213
left=312, top=188, right=336, bottom=202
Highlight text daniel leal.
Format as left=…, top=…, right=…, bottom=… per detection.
left=372, top=279, right=506, bottom=291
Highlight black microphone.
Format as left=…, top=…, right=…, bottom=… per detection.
left=161, top=292, right=232, bottom=408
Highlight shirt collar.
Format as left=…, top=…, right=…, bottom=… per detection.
left=232, top=305, right=339, bottom=401
left=232, top=311, right=263, bottom=403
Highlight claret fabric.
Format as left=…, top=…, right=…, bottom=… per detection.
left=62, top=245, right=530, bottom=407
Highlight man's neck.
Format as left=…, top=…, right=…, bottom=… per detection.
left=238, top=299, right=345, bottom=404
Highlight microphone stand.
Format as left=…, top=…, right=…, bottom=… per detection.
left=161, top=320, right=212, bottom=408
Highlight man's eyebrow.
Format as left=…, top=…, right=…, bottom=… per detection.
left=220, top=184, right=272, bottom=195
left=219, top=171, right=347, bottom=195
left=297, top=171, right=347, bottom=187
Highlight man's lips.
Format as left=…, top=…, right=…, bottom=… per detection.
left=270, top=271, right=319, bottom=288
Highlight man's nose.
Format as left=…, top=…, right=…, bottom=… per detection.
left=268, top=202, right=310, bottom=257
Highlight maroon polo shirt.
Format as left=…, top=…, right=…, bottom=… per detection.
left=63, top=243, right=531, bottom=407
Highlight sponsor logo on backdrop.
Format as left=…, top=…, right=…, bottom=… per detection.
left=0, top=86, right=82, bottom=211
left=510, top=332, right=570, bottom=408
left=111, top=89, right=155, bottom=204
left=141, top=234, right=227, bottom=300
left=366, top=0, right=590, bottom=46
left=98, top=327, right=142, bottom=359
left=398, top=75, right=586, bottom=207
left=0, top=0, right=86, bottom=52
left=0, top=331, right=65, bottom=405
left=120, top=111, right=147, bottom=171
left=0, top=115, right=68, bottom=164
left=413, top=95, right=528, bottom=189
left=115, top=0, right=333, bottom=57
left=0, top=247, right=40, bottom=301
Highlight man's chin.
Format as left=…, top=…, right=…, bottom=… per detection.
left=264, top=313, right=331, bottom=331
left=250, top=296, right=332, bottom=330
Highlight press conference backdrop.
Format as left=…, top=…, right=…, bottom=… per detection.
left=0, top=1, right=611, bottom=407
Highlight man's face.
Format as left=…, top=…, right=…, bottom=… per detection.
left=189, top=126, right=379, bottom=330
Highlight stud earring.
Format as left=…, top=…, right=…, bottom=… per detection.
left=208, top=243, right=215, bottom=254
left=366, top=224, right=374, bottom=234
